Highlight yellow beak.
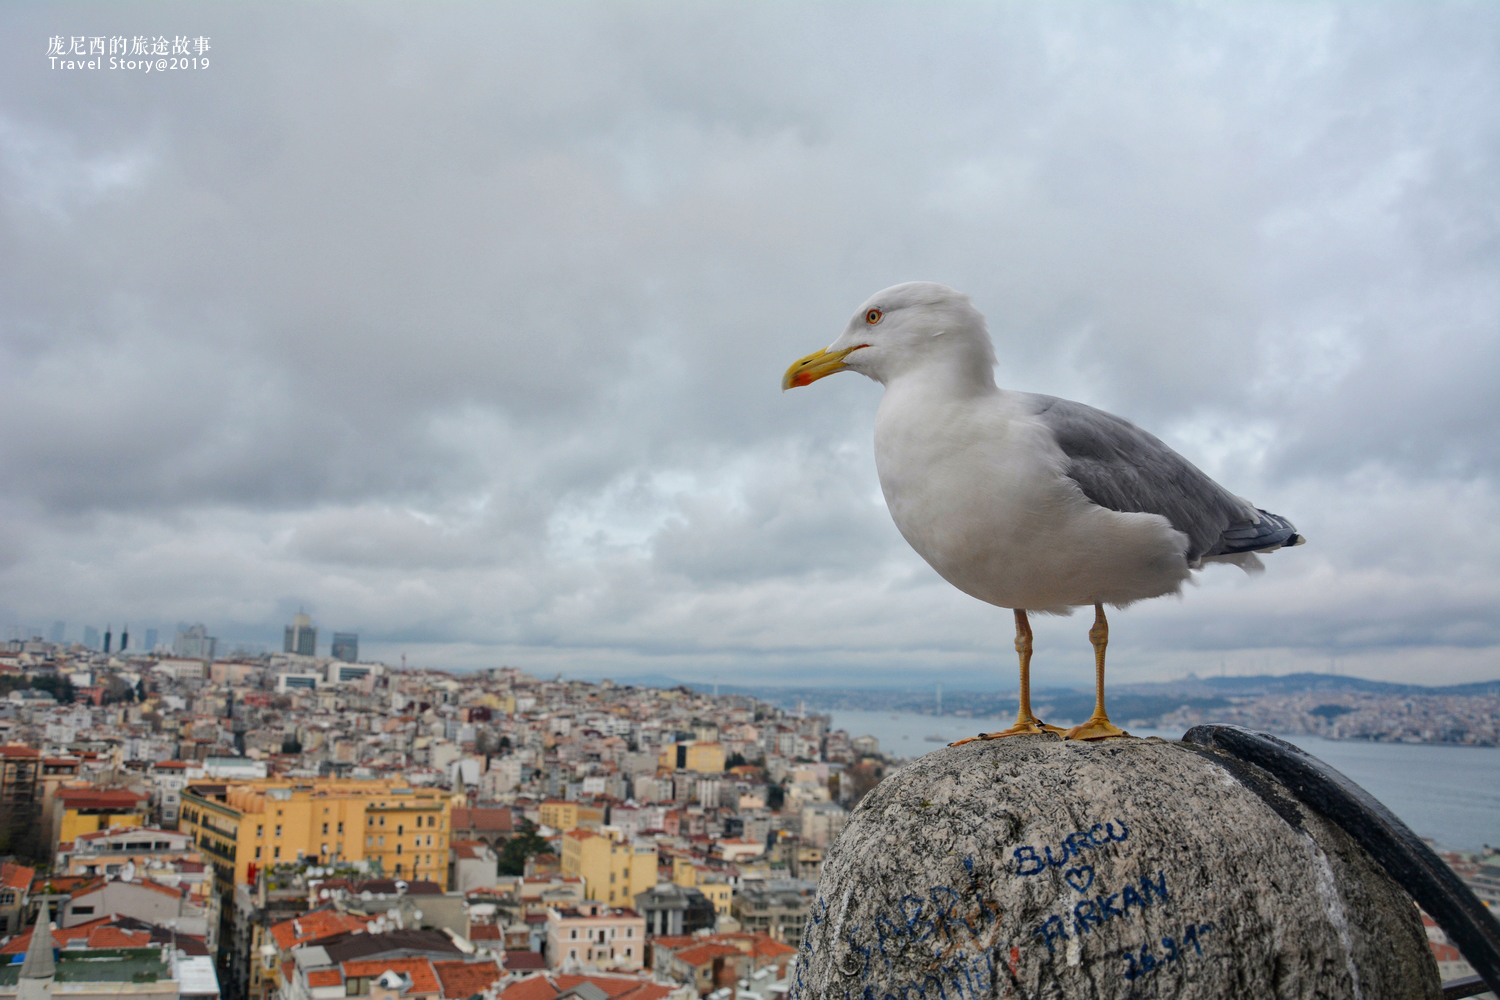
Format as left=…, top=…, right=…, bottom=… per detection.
left=781, top=344, right=867, bottom=390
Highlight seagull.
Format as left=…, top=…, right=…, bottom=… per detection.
left=783, top=282, right=1303, bottom=740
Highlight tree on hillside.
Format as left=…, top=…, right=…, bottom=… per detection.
left=497, top=820, right=550, bottom=877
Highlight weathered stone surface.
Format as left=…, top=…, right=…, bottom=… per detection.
left=795, top=734, right=1440, bottom=1000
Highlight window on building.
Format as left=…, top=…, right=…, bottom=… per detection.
left=274, top=825, right=281, bottom=837
left=255, top=847, right=262, bottom=859
left=72, top=906, right=94, bottom=916
left=626, top=928, right=633, bottom=938
left=322, top=823, right=328, bottom=834
left=337, top=822, right=343, bottom=834
left=396, top=843, right=402, bottom=855
left=625, top=947, right=632, bottom=957
left=256, top=825, right=263, bottom=838
left=321, top=843, right=328, bottom=854
left=570, top=929, right=578, bottom=940
left=397, top=824, right=404, bottom=835
left=273, top=847, right=280, bottom=859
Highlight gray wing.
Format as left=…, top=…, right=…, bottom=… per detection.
left=1026, top=394, right=1300, bottom=563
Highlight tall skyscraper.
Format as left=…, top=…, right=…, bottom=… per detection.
left=144, top=628, right=159, bottom=652
left=120, top=625, right=128, bottom=651
left=103, top=625, right=112, bottom=654
left=331, top=632, right=359, bottom=663
left=82, top=626, right=100, bottom=650
left=49, top=621, right=64, bottom=644
left=174, top=624, right=217, bottom=660
left=284, top=613, right=316, bottom=657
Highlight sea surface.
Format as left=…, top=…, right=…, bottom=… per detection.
left=827, top=708, right=1500, bottom=853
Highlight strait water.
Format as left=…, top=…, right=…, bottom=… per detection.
left=827, top=708, right=1500, bottom=853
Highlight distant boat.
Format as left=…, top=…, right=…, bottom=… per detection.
left=924, top=733, right=947, bottom=743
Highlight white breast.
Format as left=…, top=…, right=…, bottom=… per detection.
left=873, top=381, right=1193, bottom=614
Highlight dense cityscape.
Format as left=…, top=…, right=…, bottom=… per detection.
left=0, top=616, right=1495, bottom=999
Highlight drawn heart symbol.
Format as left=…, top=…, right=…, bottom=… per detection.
left=1064, top=866, right=1094, bottom=893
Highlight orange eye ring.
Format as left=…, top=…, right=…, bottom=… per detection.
left=865, top=308, right=883, bottom=325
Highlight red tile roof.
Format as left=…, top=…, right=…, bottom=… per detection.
left=306, top=968, right=344, bottom=988
left=752, top=937, right=797, bottom=958
left=432, top=959, right=504, bottom=998
left=451, top=807, right=514, bottom=834
left=66, top=877, right=109, bottom=899
left=553, top=975, right=672, bottom=1000
left=468, top=924, right=502, bottom=941
left=671, top=943, right=741, bottom=967
left=269, top=909, right=369, bottom=951
left=648, top=935, right=695, bottom=950
left=0, top=861, right=34, bottom=891
left=29, top=874, right=93, bottom=895
left=503, top=950, right=546, bottom=970
left=88, top=926, right=152, bottom=949
left=56, top=788, right=147, bottom=810
left=0, top=917, right=129, bottom=956
left=0, top=745, right=41, bottom=758
left=500, top=974, right=561, bottom=1000
left=342, top=957, right=441, bottom=994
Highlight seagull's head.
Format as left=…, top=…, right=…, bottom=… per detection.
left=782, top=282, right=997, bottom=391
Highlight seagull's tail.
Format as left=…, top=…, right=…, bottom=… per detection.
left=1214, top=508, right=1305, bottom=555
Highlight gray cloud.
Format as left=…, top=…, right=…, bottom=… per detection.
left=1, top=2, right=1495, bottom=687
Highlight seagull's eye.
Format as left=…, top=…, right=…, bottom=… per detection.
left=865, top=308, right=883, bottom=325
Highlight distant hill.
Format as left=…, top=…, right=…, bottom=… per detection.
left=595, top=671, right=1500, bottom=719
left=1129, top=673, right=1500, bottom=698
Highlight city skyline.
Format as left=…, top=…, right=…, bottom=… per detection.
left=1, top=4, right=1496, bottom=689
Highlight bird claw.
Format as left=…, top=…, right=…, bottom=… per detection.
left=950, top=720, right=1067, bottom=745
left=1064, top=716, right=1130, bottom=741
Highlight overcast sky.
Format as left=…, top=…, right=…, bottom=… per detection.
left=2, top=2, right=1495, bottom=689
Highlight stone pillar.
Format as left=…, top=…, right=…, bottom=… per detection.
left=794, top=735, right=1439, bottom=999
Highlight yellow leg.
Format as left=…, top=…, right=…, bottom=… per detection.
left=1065, top=603, right=1129, bottom=740
left=952, top=610, right=1067, bottom=744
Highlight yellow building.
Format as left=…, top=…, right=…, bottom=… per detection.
left=475, top=692, right=517, bottom=714
left=539, top=800, right=604, bottom=833
left=52, top=788, right=149, bottom=857
left=657, top=741, right=725, bottom=774
left=179, top=778, right=455, bottom=893
left=670, top=857, right=732, bottom=915
left=560, top=828, right=657, bottom=906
